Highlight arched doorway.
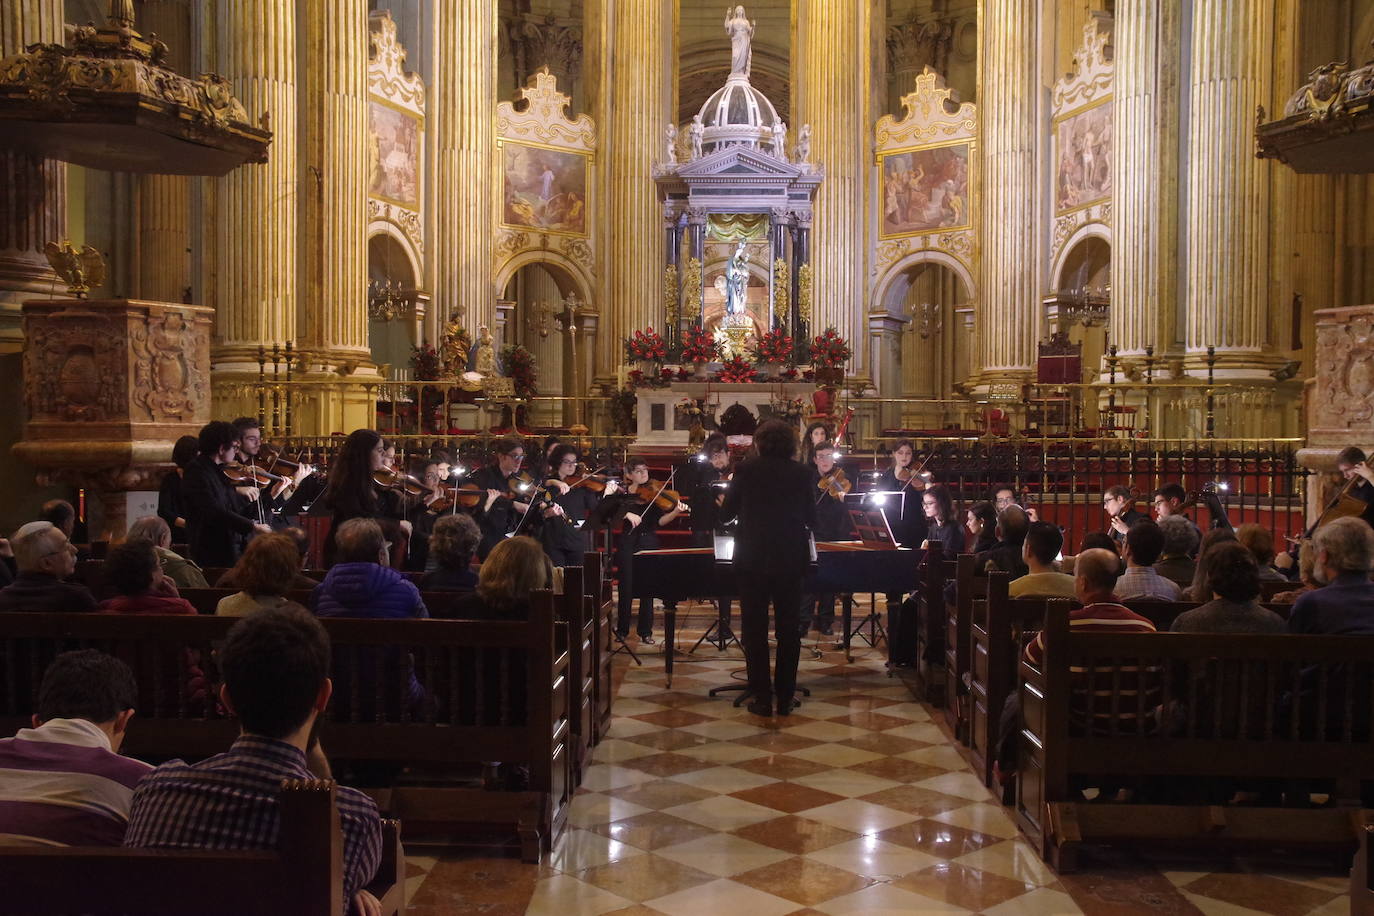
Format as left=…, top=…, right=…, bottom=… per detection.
left=502, top=260, right=587, bottom=427
left=1051, top=234, right=1111, bottom=372
left=367, top=232, right=421, bottom=377
left=878, top=258, right=973, bottom=431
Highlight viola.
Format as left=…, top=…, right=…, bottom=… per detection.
left=428, top=483, right=484, bottom=513
left=259, top=444, right=318, bottom=479
left=628, top=478, right=687, bottom=514
left=555, top=464, right=611, bottom=493
left=817, top=468, right=852, bottom=501
left=372, top=467, right=430, bottom=498
left=222, top=462, right=284, bottom=487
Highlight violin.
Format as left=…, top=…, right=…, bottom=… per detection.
left=817, top=468, right=852, bottom=501
left=554, top=465, right=611, bottom=493
left=428, top=483, right=484, bottom=513
left=372, top=467, right=430, bottom=498
left=894, top=451, right=934, bottom=489
left=259, top=444, right=318, bottom=479
left=628, top=478, right=688, bottom=514
left=222, top=462, right=284, bottom=487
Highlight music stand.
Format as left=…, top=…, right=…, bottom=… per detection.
left=688, top=535, right=740, bottom=654
left=602, top=525, right=643, bottom=666
left=841, top=505, right=898, bottom=649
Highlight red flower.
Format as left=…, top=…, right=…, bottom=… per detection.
left=752, top=328, right=795, bottom=364
left=680, top=326, right=720, bottom=363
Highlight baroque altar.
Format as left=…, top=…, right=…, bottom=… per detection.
left=635, top=382, right=817, bottom=447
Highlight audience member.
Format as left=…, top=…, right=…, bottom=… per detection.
left=0, top=650, right=151, bottom=846
left=1115, top=520, right=1182, bottom=600
left=920, top=484, right=965, bottom=554
left=1185, top=528, right=1239, bottom=601
left=1062, top=531, right=1121, bottom=576
left=1271, top=540, right=1319, bottom=604
left=1171, top=542, right=1285, bottom=633
left=0, top=522, right=96, bottom=613
left=419, top=514, right=481, bottom=592
left=97, top=541, right=196, bottom=615
left=1153, top=515, right=1199, bottom=589
left=157, top=434, right=200, bottom=533
left=1287, top=517, right=1374, bottom=635
left=965, top=501, right=998, bottom=554
left=39, top=499, right=77, bottom=541
left=127, top=516, right=208, bottom=589
left=447, top=535, right=552, bottom=621
left=216, top=533, right=303, bottom=617
left=217, top=525, right=318, bottom=590
left=1009, top=522, right=1076, bottom=598
left=1234, top=523, right=1288, bottom=582
left=124, top=607, right=383, bottom=913
left=976, top=505, right=1029, bottom=577
left=1023, top=548, right=1155, bottom=667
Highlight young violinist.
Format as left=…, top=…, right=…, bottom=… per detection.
left=231, top=417, right=312, bottom=523
left=1103, top=485, right=1146, bottom=544
left=603, top=456, right=684, bottom=644
left=875, top=439, right=927, bottom=661
left=541, top=445, right=621, bottom=567
left=468, top=435, right=533, bottom=560
left=688, top=434, right=735, bottom=634
left=801, top=441, right=851, bottom=637
left=181, top=420, right=272, bottom=568
left=317, top=428, right=412, bottom=566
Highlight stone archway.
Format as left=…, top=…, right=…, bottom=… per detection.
left=366, top=231, right=420, bottom=376
left=500, top=258, right=593, bottom=427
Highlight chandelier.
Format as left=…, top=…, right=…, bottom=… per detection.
left=1052, top=283, right=1110, bottom=327
left=368, top=279, right=409, bottom=322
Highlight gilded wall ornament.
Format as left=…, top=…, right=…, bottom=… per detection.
left=682, top=258, right=703, bottom=319
left=798, top=262, right=814, bottom=324
left=663, top=263, right=680, bottom=326
left=130, top=311, right=206, bottom=421
left=772, top=258, right=790, bottom=322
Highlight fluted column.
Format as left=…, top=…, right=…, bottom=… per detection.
left=434, top=3, right=496, bottom=333
left=794, top=0, right=868, bottom=377
left=211, top=0, right=296, bottom=360
left=595, top=0, right=671, bottom=382
left=299, top=0, right=370, bottom=361
left=1111, top=0, right=1181, bottom=357
left=975, top=0, right=1038, bottom=377
left=137, top=0, right=192, bottom=303
left=0, top=0, right=65, bottom=327
left=1184, top=0, right=1275, bottom=365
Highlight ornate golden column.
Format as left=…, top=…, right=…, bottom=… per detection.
left=433, top=2, right=496, bottom=332
left=136, top=0, right=192, bottom=304
left=793, top=0, right=869, bottom=378
left=298, top=0, right=370, bottom=362
left=210, top=0, right=296, bottom=363
left=0, top=0, right=65, bottom=340
left=594, top=0, right=671, bottom=384
left=1111, top=0, right=1181, bottom=358
left=1184, top=0, right=1277, bottom=369
left=974, top=0, right=1038, bottom=378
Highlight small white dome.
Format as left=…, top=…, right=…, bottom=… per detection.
left=697, top=75, right=782, bottom=154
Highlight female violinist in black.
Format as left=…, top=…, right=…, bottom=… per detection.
left=317, top=429, right=411, bottom=566
left=540, top=445, right=621, bottom=567
left=468, top=435, right=533, bottom=560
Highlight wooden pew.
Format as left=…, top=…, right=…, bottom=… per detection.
left=938, top=551, right=972, bottom=741
left=1016, top=607, right=1374, bottom=871
left=911, top=545, right=947, bottom=705
left=585, top=550, right=617, bottom=741
left=1355, top=824, right=1374, bottom=916
left=0, top=597, right=572, bottom=862
left=0, top=779, right=405, bottom=916
left=559, top=563, right=596, bottom=784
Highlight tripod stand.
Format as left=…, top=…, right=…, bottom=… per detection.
left=689, top=600, right=741, bottom=654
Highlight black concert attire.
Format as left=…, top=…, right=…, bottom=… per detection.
left=599, top=495, right=668, bottom=640
left=688, top=463, right=734, bottom=629
left=1352, top=479, right=1374, bottom=528
left=876, top=468, right=927, bottom=664
left=1108, top=507, right=1148, bottom=547
left=181, top=455, right=256, bottom=568
left=319, top=481, right=405, bottom=567
left=157, top=469, right=185, bottom=533
left=971, top=531, right=998, bottom=554
left=925, top=517, right=965, bottom=555
left=720, top=455, right=817, bottom=711
left=469, top=465, right=523, bottom=560
left=799, top=467, right=853, bottom=636
left=541, top=482, right=599, bottom=568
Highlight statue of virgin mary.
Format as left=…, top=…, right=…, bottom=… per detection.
left=724, top=6, right=754, bottom=79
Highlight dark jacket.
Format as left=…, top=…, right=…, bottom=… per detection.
left=157, top=469, right=185, bottom=532
left=541, top=484, right=598, bottom=558
left=719, top=456, right=817, bottom=577
left=808, top=467, right=852, bottom=542
left=689, top=465, right=729, bottom=534
left=0, top=572, right=97, bottom=613
left=926, top=519, right=965, bottom=555
left=1287, top=573, right=1374, bottom=635
left=182, top=455, right=256, bottom=568
left=1171, top=598, right=1286, bottom=634
left=419, top=566, right=478, bottom=592
left=977, top=540, right=1029, bottom=578
left=470, top=465, right=519, bottom=559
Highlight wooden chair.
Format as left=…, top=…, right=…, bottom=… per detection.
left=0, top=779, right=405, bottom=916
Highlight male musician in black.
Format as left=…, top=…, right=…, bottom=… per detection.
left=231, top=417, right=311, bottom=526
left=469, top=435, right=533, bottom=560
left=800, top=442, right=850, bottom=637
left=1103, top=485, right=1147, bottom=545
left=1152, top=482, right=1205, bottom=551
left=688, top=435, right=734, bottom=635
left=182, top=421, right=272, bottom=567
left=1336, top=446, right=1374, bottom=527
left=598, top=457, right=684, bottom=644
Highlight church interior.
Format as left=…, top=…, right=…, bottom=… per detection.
left=3, top=0, right=1374, bottom=912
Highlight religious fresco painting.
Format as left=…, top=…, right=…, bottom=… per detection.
left=500, top=141, right=589, bottom=237
left=879, top=141, right=971, bottom=238
left=368, top=101, right=421, bottom=208
left=1055, top=99, right=1113, bottom=213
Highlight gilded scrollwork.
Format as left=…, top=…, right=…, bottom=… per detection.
left=772, top=258, right=790, bottom=322
left=798, top=263, right=814, bottom=324
left=495, top=68, right=596, bottom=152
left=681, top=258, right=703, bottom=320
left=663, top=264, right=680, bottom=326
left=129, top=310, right=209, bottom=422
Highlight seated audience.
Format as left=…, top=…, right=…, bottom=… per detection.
left=216, top=533, right=304, bottom=617
left=40, top=499, right=78, bottom=543
left=124, top=607, right=383, bottom=913
left=216, top=525, right=319, bottom=590
left=1024, top=548, right=1156, bottom=668
left=97, top=541, right=196, bottom=615
left=1153, top=515, right=1199, bottom=589
left=1115, top=520, right=1182, bottom=601
left=1185, top=528, right=1239, bottom=601
left=920, top=484, right=965, bottom=555
left=976, top=505, right=1029, bottom=577
left=126, top=516, right=208, bottom=589
left=0, top=522, right=96, bottom=613
left=312, top=519, right=428, bottom=621
left=1060, top=531, right=1120, bottom=576
left=1234, top=523, right=1288, bottom=582
left=965, top=501, right=998, bottom=555
left=418, top=514, right=481, bottom=592
left=447, top=535, right=552, bottom=621
left=1271, top=541, right=1319, bottom=604
left=0, top=650, right=151, bottom=846
left=1009, top=522, right=1076, bottom=598
left=1287, top=517, right=1374, bottom=635
left=1171, top=542, right=1286, bottom=633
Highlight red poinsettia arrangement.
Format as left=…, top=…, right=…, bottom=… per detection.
left=679, top=326, right=720, bottom=363
left=715, top=355, right=759, bottom=383
left=752, top=328, right=794, bottom=364
left=499, top=344, right=538, bottom=398
left=808, top=327, right=852, bottom=369
left=624, top=327, right=667, bottom=362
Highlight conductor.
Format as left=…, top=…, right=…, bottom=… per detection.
left=718, top=419, right=817, bottom=717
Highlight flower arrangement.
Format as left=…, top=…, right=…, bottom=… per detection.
left=752, top=327, right=795, bottom=364
left=679, top=326, right=720, bottom=364
left=610, top=387, right=637, bottom=434
left=499, top=344, right=538, bottom=398
left=715, top=355, right=759, bottom=383
left=624, top=327, right=667, bottom=362
left=808, top=327, right=852, bottom=369
left=409, top=343, right=442, bottom=381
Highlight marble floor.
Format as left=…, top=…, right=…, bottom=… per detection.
left=401, top=613, right=1354, bottom=915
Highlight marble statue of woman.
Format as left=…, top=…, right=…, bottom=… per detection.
left=771, top=121, right=787, bottom=159
left=724, top=240, right=749, bottom=316
left=795, top=123, right=812, bottom=164
left=689, top=115, right=704, bottom=159
left=472, top=325, right=498, bottom=377
left=724, top=6, right=754, bottom=79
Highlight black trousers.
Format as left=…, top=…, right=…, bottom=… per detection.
left=738, top=573, right=803, bottom=705
left=616, top=531, right=657, bottom=637
left=799, top=593, right=835, bottom=635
